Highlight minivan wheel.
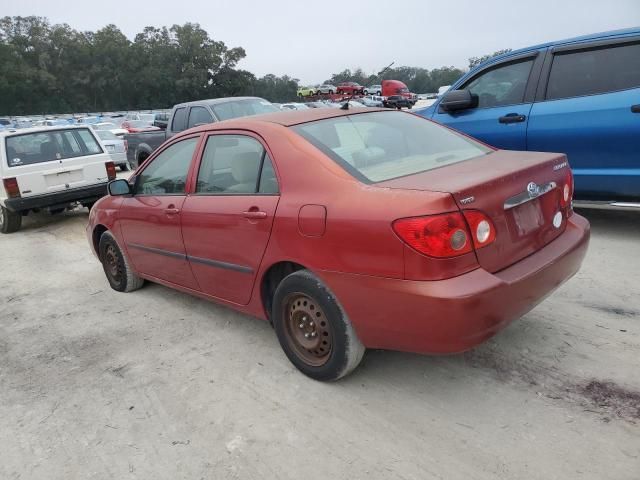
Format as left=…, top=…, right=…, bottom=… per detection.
left=98, top=231, right=145, bottom=292
left=272, top=270, right=365, bottom=381
left=0, top=206, right=22, bottom=233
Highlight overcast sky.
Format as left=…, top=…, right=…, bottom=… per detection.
left=3, top=0, right=639, bottom=84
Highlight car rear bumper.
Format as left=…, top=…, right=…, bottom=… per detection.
left=316, top=213, right=590, bottom=355
left=5, top=183, right=108, bottom=212
left=108, top=151, right=127, bottom=166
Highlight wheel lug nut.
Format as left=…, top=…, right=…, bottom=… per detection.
left=304, top=333, right=310, bottom=338
left=299, top=323, right=304, bottom=329
left=310, top=332, right=317, bottom=337
left=309, top=321, right=314, bottom=327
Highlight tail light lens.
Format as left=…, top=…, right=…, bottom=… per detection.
left=105, top=161, right=116, bottom=180
left=560, top=169, right=573, bottom=209
left=393, top=213, right=473, bottom=258
left=3, top=177, right=20, bottom=198
left=463, top=210, right=497, bottom=249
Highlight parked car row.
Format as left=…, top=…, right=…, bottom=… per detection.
left=297, top=82, right=382, bottom=97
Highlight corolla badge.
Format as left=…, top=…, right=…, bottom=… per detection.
left=527, top=182, right=539, bottom=197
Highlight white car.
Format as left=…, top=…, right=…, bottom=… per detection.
left=280, top=103, right=310, bottom=110
left=0, top=125, right=116, bottom=233
left=94, top=130, right=130, bottom=171
left=315, top=84, right=337, bottom=95
left=364, top=85, right=382, bottom=96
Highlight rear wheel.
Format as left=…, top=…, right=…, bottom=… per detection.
left=272, top=270, right=365, bottom=381
left=0, top=205, right=22, bottom=233
left=328, top=89, right=334, bottom=95
left=98, top=231, right=145, bottom=292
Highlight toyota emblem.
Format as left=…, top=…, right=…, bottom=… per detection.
left=527, top=182, right=539, bottom=197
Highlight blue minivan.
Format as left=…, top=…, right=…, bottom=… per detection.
left=416, top=28, right=640, bottom=204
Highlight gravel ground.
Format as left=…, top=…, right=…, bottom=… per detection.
left=0, top=206, right=638, bottom=480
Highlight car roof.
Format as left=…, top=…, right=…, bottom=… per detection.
left=0, top=124, right=92, bottom=138
left=186, top=107, right=388, bottom=133
left=479, top=27, right=640, bottom=68
left=172, top=96, right=271, bottom=109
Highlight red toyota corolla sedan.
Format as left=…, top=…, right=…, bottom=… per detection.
left=87, top=108, right=590, bottom=381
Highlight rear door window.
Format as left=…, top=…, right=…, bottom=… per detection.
left=5, top=128, right=103, bottom=167
left=462, top=59, right=534, bottom=108
left=546, top=42, right=640, bottom=100
left=171, top=107, right=187, bottom=132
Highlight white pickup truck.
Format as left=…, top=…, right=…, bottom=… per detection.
left=0, top=125, right=116, bottom=233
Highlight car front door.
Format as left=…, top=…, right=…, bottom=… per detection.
left=431, top=53, right=543, bottom=150
left=180, top=132, right=280, bottom=305
left=119, top=135, right=201, bottom=289
left=527, top=38, right=640, bottom=200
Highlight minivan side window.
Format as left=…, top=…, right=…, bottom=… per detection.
left=187, top=106, right=213, bottom=129
left=136, top=137, right=198, bottom=195
left=546, top=42, right=640, bottom=100
left=195, top=135, right=279, bottom=194
left=171, top=107, right=187, bottom=132
left=462, top=58, right=534, bottom=108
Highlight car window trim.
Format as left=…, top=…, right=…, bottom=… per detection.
left=132, top=133, right=202, bottom=197
left=190, top=130, right=281, bottom=197
left=536, top=37, right=640, bottom=102
left=451, top=52, right=540, bottom=112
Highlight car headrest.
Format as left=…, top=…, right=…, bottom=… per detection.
left=231, top=152, right=260, bottom=184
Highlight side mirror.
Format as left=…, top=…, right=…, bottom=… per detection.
left=108, top=178, right=131, bottom=196
left=439, top=89, right=478, bottom=112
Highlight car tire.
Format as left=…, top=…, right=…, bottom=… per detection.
left=98, top=231, right=145, bottom=293
left=271, top=270, right=365, bottom=381
left=120, top=162, right=130, bottom=171
left=0, top=205, right=22, bottom=234
left=329, top=90, right=334, bottom=95
left=376, top=91, right=381, bottom=96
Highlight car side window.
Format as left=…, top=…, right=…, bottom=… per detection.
left=462, top=58, right=534, bottom=108
left=171, top=107, right=187, bottom=132
left=187, top=106, right=213, bottom=129
left=136, top=137, right=198, bottom=195
left=196, top=135, right=279, bottom=195
left=546, top=42, right=640, bottom=100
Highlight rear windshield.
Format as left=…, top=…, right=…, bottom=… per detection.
left=211, top=99, right=279, bottom=121
left=96, top=130, right=118, bottom=141
left=5, top=128, right=103, bottom=167
left=292, top=111, right=492, bottom=183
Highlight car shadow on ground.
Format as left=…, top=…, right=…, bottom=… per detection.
left=18, top=207, right=90, bottom=232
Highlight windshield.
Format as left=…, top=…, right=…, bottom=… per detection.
left=292, top=111, right=492, bottom=183
left=211, top=99, right=278, bottom=121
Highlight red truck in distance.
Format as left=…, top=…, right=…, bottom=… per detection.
left=381, top=80, right=417, bottom=109
left=336, top=82, right=365, bottom=95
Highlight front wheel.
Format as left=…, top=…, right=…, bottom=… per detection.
left=272, top=270, right=365, bottom=381
left=0, top=205, right=22, bottom=233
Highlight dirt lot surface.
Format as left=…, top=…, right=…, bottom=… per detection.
left=1, top=206, right=638, bottom=479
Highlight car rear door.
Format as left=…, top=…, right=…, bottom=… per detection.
left=5, top=128, right=111, bottom=198
left=527, top=36, right=640, bottom=200
left=180, top=132, right=280, bottom=305
left=431, top=52, right=545, bottom=150
left=118, top=135, right=201, bottom=289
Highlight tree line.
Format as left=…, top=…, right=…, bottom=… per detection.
left=0, top=16, right=505, bottom=115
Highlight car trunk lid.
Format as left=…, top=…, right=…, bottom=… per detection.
left=377, top=150, right=572, bottom=273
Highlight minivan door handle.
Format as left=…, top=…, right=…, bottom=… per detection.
left=499, top=113, right=526, bottom=124
left=631, top=104, right=640, bottom=113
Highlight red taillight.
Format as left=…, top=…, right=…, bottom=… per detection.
left=463, top=210, right=497, bottom=249
left=560, top=169, right=573, bottom=209
left=124, top=139, right=128, bottom=153
left=3, top=177, right=20, bottom=198
left=393, top=213, right=473, bottom=258
left=105, top=161, right=116, bottom=180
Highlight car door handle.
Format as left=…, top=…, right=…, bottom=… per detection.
left=499, top=113, right=526, bottom=124
left=164, top=207, right=180, bottom=215
left=631, top=104, right=640, bottom=113
left=243, top=210, right=267, bottom=220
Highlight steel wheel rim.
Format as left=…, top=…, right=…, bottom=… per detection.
left=104, top=244, right=123, bottom=286
left=283, top=293, right=333, bottom=367
left=0, top=207, right=4, bottom=226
